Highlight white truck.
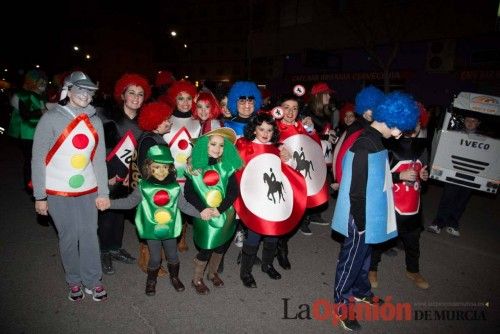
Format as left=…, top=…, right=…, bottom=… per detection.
left=430, top=92, right=500, bottom=194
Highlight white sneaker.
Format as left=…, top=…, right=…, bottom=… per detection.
left=84, top=285, right=108, bottom=302
left=446, top=227, right=460, bottom=237
left=234, top=230, right=244, bottom=248
left=426, top=225, right=441, bottom=234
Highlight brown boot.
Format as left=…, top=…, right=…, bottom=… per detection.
left=368, top=271, right=378, bottom=288
left=167, top=262, right=185, bottom=292
left=207, top=253, right=224, bottom=288
left=406, top=271, right=430, bottom=289
left=177, top=224, right=189, bottom=252
left=145, top=267, right=160, bottom=296
left=192, top=258, right=210, bottom=295
left=138, top=243, right=149, bottom=274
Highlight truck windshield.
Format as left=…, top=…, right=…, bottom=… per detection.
left=447, top=107, right=500, bottom=139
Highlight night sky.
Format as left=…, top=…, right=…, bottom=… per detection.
left=2, top=1, right=165, bottom=76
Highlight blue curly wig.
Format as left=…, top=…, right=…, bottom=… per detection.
left=227, top=81, right=262, bottom=116
left=373, top=91, right=419, bottom=131
left=354, top=85, right=385, bottom=115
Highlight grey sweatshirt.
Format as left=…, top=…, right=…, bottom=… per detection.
left=110, top=187, right=200, bottom=218
left=31, top=103, right=109, bottom=200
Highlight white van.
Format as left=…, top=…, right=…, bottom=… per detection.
left=430, top=92, right=500, bottom=194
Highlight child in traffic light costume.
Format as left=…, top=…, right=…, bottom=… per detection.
left=110, top=145, right=201, bottom=296
left=184, top=127, right=243, bottom=294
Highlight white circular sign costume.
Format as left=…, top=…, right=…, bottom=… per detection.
left=283, top=134, right=327, bottom=196
left=293, top=84, right=305, bottom=96
left=240, top=153, right=293, bottom=221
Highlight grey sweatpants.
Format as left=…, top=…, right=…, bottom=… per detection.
left=48, top=193, right=102, bottom=288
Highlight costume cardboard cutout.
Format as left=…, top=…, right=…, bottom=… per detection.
left=163, top=117, right=201, bottom=182
left=135, top=179, right=182, bottom=240
left=187, top=164, right=237, bottom=249
left=278, top=121, right=329, bottom=208
left=106, top=130, right=137, bottom=182
left=332, top=150, right=397, bottom=243
left=234, top=139, right=307, bottom=236
left=45, top=113, right=98, bottom=196
left=392, top=160, right=423, bottom=215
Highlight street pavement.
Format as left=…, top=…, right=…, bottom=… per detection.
left=1, top=135, right=499, bottom=334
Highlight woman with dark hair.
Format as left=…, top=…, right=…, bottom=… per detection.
left=275, top=94, right=329, bottom=268
left=98, top=73, right=151, bottom=275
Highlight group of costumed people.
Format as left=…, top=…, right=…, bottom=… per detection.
left=25, top=68, right=429, bottom=332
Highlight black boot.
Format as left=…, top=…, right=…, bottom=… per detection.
left=145, top=267, right=160, bottom=296
left=240, top=244, right=258, bottom=288
left=261, top=241, right=281, bottom=280
left=237, top=250, right=262, bottom=266
left=167, top=262, right=185, bottom=292
left=101, top=251, right=115, bottom=275
left=276, top=238, right=291, bottom=270
left=235, top=233, right=261, bottom=266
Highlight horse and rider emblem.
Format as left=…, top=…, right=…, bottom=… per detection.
left=235, top=151, right=307, bottom=235
left=263, top=168, right=285, bottom=203
left=282, top=134, right=329, bottom=207
left=322, top=140, right=333, bottom=165
left=293, top=147, right=314, bottom=179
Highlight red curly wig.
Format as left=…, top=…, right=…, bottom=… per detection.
left=114, top=73, right=152, bottom=103
left=166, top=80, right=197, bottom=110
left=416, top=102, right=430, bottom=129
left=155, top=70, right=175, bottom=87
left=193, top=91, right=221, bottom=120
left=339, top=102, right=355, bottom=125
left=138, top=102, right=173, bottom=132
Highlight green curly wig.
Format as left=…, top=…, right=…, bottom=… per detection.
left=190, top=135, right=243, bottom=172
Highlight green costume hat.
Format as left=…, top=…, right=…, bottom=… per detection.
left=147, top=145, right=174, bottom=164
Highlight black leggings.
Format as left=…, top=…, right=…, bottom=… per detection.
left=370, top=227, right=421, bottom=273
left=98, top=210, right=125, bottom=251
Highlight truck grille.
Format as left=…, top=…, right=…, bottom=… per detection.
left=451, top=155, right=489, bottom=174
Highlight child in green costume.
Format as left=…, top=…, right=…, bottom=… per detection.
left=110, top=145, right=207, bottom=296
left=184, top=127, right=243, bottom=294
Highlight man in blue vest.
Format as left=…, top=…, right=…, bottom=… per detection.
left=331, top=91, right=419, bottom=331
